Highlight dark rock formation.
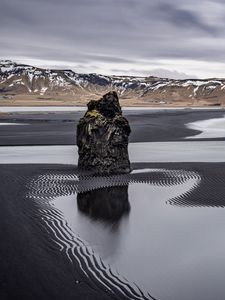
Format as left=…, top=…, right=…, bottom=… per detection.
left=77, top=91, right=131, bottom=174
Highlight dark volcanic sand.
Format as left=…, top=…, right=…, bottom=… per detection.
left=0, top=109, right=224, bottom=145
left=0, top=164, right=117, bottom=300
left=1, top=163, right=225, bottom=300
left=0, top=109, right=225, bottom=300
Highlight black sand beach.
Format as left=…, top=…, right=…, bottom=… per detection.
left=0, top=164, right=118, bottom=300
left=0, top=108, right=225, bottom=300
left=0, top=109, right=224, bottom=145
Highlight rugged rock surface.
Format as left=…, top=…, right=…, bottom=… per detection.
left=77, top=91, right=131, bottom=174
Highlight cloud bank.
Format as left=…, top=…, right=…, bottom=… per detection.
left=1, top=0, right=225, bottom=78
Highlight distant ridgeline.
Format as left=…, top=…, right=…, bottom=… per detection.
left=0, top=60, right=225, bottom=106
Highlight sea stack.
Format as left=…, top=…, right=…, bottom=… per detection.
left=77, top=91, right=131, bottom=174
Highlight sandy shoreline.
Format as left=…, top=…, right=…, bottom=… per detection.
left=1, top=109, right=225, bottom=300
left=186, top=115, right=225, bottom=139
left=1, top=162, right=225, bottom=300
left=0, top=105, right=224, bottom=113
left=0, top=142, right=224, bottom=164
left=0, top=109, right=224, bottom=146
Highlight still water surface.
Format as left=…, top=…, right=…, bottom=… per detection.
left=39, top=168, right=225, bottom=300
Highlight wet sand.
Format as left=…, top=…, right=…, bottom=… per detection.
left=0, top=108, right=225, bottom=300
left=0, top=109, right=224, bottom=145
left=0, top=164, right=116, bottom=300
left=1, top=162, right=225, bottom=300
left=186, top=115, right=225, bottom=139
left=0, top=141, right=225, bottom=164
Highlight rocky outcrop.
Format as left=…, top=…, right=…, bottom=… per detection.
left=77, top=91, right=131, bottom=174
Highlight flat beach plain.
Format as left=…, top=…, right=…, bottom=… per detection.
left=0, top=107, right=225, bottom=300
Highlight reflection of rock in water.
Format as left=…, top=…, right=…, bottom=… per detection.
left=77, top=185, right=130, bottom=223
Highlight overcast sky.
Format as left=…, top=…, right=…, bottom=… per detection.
left=1, top=0, right=225, bottom=78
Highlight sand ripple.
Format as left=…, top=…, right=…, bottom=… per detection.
left=24, top=168, right=203, bottom=300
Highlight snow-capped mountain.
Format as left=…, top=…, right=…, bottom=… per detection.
left=0, top=60, right=225, bottom=106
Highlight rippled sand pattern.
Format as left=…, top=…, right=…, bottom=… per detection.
left=25, top=168, right=202, bottom=300
left=28, top=168, right=200, bottom=197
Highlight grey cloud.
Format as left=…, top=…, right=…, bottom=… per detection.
left=110, top=68, right=197, bottom=79
left=0, top=0, right=35, bottom=27
left=148, top=68, right=198, bottom=79
left=155, top=2, right=218, bottom=35
left=1, top=0, right=225, bottom=78
left=83, top=54, right=136, bottom=64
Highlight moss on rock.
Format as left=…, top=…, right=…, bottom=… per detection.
left=77, top=91, right=131, bottom=174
